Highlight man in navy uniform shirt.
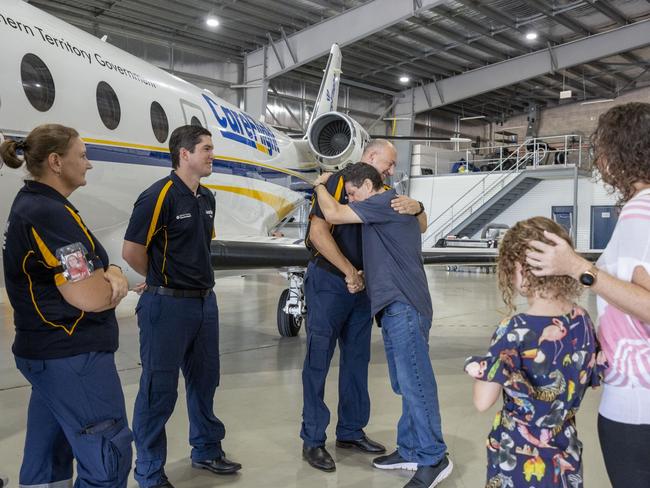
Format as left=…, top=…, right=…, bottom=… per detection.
left=313, top=162, right=452, bottom=488
left=123, top=125, right=240, bottom=488
left=301, top=140, right=427, bottom=472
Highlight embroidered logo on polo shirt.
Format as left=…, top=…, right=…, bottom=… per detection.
left=205, top=210, right=214, bottom=217
left=176, top=213, right=192, bottom=220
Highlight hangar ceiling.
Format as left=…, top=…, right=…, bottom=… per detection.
left=27, top=0, right=650, bottom=126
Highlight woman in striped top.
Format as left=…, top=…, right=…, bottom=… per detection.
left=524, top=102, right=650, bottom=488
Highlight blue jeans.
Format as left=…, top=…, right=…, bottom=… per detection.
left=301, top=262, right=373, bottom=446
left=132, top=291, right=225, bottom=487
left=380, top=302, right=446, bottom=466
left=15, top=352, right=132, bottom=488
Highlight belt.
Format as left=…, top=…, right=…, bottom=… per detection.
left=146, top=286, right=211, bottom=298
left=311, top=257, right=345, bottom=278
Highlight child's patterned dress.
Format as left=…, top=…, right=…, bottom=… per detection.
left=466, top=307, right=604, bottom=488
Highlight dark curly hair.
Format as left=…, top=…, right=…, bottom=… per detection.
left=497, top=217, right=582, bottom=312
left=341, top=162, right=383, bottom=190
left=591, top=102, right=650, bottom=204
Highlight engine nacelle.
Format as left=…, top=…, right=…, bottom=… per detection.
left=307, top=112, right=370, bottom=172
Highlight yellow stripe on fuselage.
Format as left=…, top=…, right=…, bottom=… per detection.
left=82, top=138, right=315, bottom=182
left=204, top=184, right=295, bottom=221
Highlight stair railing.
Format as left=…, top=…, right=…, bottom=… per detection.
left=422, top=139, right=544, bottom=246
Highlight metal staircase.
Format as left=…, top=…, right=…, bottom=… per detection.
left=423, top=140, right=545, bottom=246
left=449, top=173, right=541, bottom=239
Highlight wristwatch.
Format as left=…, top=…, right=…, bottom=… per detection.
left=414, top=201, right=425, bottom=217
left=579, top=265, right=599, bottom=287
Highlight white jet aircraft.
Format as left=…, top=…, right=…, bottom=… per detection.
left=0, top=0, right=372, bottom=336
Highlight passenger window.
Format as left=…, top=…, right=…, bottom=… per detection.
left=96, top=81, right=121, bottom=130
left=150, top=101, right=169, bottom=143
left=21, top=53, right=55, bottom=112
left=191, top=116, right=203, bottom=127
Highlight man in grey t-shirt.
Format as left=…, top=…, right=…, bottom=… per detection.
left=313, top=162, right=452, bottom=488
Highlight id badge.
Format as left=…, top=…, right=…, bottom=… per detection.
left=56, top=243, right=94, bottom=282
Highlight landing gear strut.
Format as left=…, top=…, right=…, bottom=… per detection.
left=277, top=269, right=306, bottom=337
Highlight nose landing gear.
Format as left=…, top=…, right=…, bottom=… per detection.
left=277, top=269, right=306, bottom=337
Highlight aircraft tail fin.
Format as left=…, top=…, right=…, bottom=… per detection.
left=307, top=44, right=342, bottom=130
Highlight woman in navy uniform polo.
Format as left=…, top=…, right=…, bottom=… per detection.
left=0, top=124, right=132, bottom=488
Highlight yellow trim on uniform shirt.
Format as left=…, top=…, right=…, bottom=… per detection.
left=31, top=228, right=66, bottom=286
left=334, top=176, right=344, bottom=201
left=64, top=206, right=95, bottom=252
left=146, top=180, right=173, bottom=248
left=203, top=184, right=295, bottom=220
left=161, top=228, right=169, bottom=286
left=22, top=250, right=84, bottom=336
left=328, top=175, right=346, bottom=235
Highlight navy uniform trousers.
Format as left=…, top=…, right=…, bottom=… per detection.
left=15, top=352, right=132, bottom=488
left=301, top=261, right=372, bottom=446
left=132, top=291, right=225, bottom=488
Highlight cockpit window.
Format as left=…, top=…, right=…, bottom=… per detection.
left=191, top=116, right=203, bottom=127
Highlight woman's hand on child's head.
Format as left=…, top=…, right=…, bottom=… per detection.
left=525, top=230, right=588, bottom=279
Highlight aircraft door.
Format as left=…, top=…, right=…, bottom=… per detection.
left=180, top=99, right=208, bottom=128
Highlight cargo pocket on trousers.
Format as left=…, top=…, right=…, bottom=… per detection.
left=148, top=370, right=179, bottom=407
left=308, top=334, right=330, bottom=371
left=82, top=418, right=132, bottom=481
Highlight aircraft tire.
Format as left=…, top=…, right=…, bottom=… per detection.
left=277, top=288, right=303, bottom=337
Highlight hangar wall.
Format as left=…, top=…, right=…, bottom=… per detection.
left=498, top=85, right=650, bottom=141
left=411, top=174, right=618, bottom=250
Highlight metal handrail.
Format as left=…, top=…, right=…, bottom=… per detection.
left=423, top=138, right=537, bottom=244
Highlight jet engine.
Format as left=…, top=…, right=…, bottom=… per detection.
left=307, top=112, right=370, bottom=172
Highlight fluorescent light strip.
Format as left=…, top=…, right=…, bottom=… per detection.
left=580, top=98, right=615, bottom=106
left=459, top=115, right=486, bottom=121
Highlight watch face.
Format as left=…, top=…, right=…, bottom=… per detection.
left=579, top=272, right=595, bottom=286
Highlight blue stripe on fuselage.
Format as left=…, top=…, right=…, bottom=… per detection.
left=84, top=143, right=315, bottom=190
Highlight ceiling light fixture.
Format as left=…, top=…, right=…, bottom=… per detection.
left=525, top=31, right=538, bottom=41
left=580, top=98, right=615, bottom=106
left=449, top=137, right=473, bottom=142
left=206, top=16, right=220, bottom=27
left=459, top=115, right=486, bottom=121
left=399, top=76, right=410, bottom=83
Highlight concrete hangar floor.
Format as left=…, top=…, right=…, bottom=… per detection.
left=0, top=268, right=610, bottom=487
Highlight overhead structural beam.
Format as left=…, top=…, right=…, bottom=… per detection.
left=245, top=0, right=446, bottom=80
left=547, top=42, right=558, bottom=74
left=267, top=32, right=285, bottom=71
left=279, top=27, right=298, bottom=64
left=367, top=98, right=400, bottom=132
left=397, top=20, right=650, bottom=116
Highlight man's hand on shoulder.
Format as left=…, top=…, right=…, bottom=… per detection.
left=391, top=195, right=423, bottom=215
left=314, top=172, right=333, bottom=187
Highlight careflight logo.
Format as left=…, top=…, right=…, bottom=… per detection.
left=203, top=94, right=280, bottom=156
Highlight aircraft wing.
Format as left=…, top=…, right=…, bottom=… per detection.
left=211, top=239, right=602, bottom=270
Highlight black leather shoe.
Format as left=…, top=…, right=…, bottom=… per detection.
left=302, top=445, right=336, bottom=472
left=151, top=482, right=174, bottom=488
left=151, top=478, right=175, bottom=488
left=336, top=434, right=386, bottom=454
left=192, top=456, right=242, bottom=475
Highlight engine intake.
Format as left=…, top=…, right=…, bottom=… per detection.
left=307, top=112, right=369, bottom=172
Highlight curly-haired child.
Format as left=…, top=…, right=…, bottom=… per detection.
left=464, top=216, right=604, bottom=488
